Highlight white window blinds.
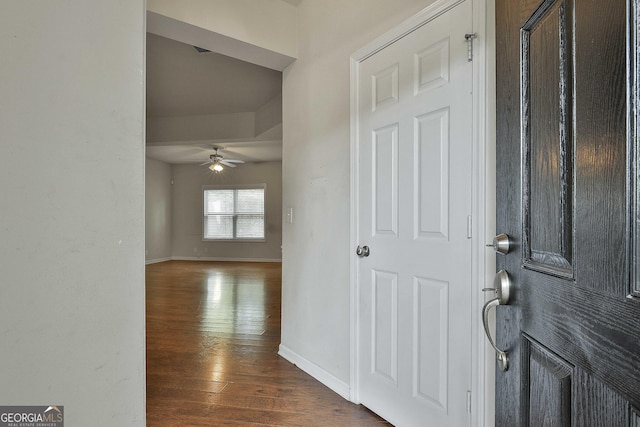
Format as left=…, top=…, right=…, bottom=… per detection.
left=203, top=187, right=265, bottom=240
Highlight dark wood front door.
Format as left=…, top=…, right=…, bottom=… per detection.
left=495, top=0, right=640, bottom=424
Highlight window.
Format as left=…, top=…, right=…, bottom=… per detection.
left=203, top=185, right=266, bottom=240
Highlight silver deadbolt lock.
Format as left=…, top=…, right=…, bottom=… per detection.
left=486, top=233, right=512, bottom=255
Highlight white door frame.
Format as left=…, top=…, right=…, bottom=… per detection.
left=348, top=0, right=496, bottom=425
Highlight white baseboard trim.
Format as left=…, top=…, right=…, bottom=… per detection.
left=171, top=256, right=282, bottom=263
left=145, top=257, right=172, bottom=265
left=278, top=344, right=351, bottom=401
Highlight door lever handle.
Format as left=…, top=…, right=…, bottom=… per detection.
left=482, top=269, right=512, bottom=372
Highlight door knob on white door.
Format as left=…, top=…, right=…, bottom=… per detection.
left=482, top=269, right=512, bottom=372
left=356, top=245, right=370, bottom=257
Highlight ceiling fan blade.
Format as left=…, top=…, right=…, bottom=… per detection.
left=219, top=160, right=237, bottom=167
left=199, top=161, right=212, bottom=166
left=223, top=159, right=245, bottom=163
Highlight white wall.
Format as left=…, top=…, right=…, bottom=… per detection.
left=147, top=112, right=256, bottom=143
left=281, top=0, right=435, bottom=387
left=0, top=1, right=145, bottom=425
left=146, top=159, right=173, bottom=262
left=171, top=161, right=283, bottom=261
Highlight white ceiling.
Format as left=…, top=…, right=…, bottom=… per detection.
left=146, top=33, right=284, bottom=164
left=146, top=33, right=282, bottom=117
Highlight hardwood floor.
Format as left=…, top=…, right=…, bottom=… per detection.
left=146, top=261, right=390, bottom=426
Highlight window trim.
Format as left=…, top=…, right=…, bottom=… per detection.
left=202, top=184, right=267, bottom=242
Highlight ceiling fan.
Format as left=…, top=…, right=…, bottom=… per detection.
left=201, top=146, right=245, bottom=172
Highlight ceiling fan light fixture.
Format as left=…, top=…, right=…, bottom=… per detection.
left=204, top=147, right=243, bottom=172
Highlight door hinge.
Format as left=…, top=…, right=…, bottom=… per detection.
left=467, top=215, right=473, bottom=239
left=465, top=33, right=477, bottom=61
left=467, top=390, right=472, bottom=413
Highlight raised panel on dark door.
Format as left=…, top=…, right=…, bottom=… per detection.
left=495, top=0, right=640, bottom=425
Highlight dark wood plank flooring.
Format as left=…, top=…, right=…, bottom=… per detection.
left=146, top=261, right=390, bottom=426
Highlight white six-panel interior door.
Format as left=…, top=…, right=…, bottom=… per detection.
left=353, top=1, right=475, bottom=425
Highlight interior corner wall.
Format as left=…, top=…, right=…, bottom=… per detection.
left=0, top=1, right=146, bottom=425
left=146, top=158, right=173, bottom=263
left=171, top=161, right=283, bottom=261
left=281, top=0, right=435, bottom=388
left=255, top=94, right=283, bottom=137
